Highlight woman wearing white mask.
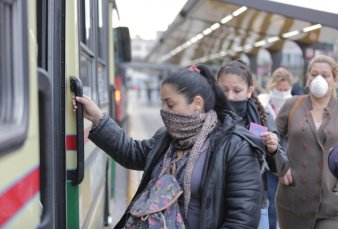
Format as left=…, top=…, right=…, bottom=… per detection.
left=275, top=55, right=338, bottom=229
left=266, top=67, right=294, bottom=119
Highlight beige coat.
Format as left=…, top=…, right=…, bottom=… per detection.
left=276, top=95, right=338, bottom=229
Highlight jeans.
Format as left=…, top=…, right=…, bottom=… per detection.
left=258, top=208, right=269, bottom=229
left=267, top=170, right=279, bottom=229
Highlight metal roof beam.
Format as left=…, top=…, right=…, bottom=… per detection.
left=221, top=0, right=338, bottom=29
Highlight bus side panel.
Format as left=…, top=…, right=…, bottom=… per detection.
left=64, top=0, right=81, bottom=228
left=0, top=0, right=41, bottom=228
left=66, top=183, right=80, bottom=229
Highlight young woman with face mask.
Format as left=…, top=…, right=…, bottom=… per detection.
left=216, top=59, right=289, bottom=229
left=275, top=55, right=338, bottom=229
left=266, top=67, right=293, bottom=118
left=73, top=64, right=265, bottom=228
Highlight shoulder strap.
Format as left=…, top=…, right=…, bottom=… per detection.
left=288, top=95, right=306, bottom=130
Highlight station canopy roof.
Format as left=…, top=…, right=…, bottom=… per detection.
left=146, top=0, right=338, bottom=67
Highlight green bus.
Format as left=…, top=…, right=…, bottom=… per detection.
left=0, top=0, right=131, bottom=228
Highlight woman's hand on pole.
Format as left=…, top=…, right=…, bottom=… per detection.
left=72, top=95, right=103, bottom=125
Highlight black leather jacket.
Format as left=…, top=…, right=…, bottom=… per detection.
left=89, top=113, right=264, bottom=229
left=233, top=111, right=289, bottom=208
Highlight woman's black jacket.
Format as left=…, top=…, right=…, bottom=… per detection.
left=89, top=113, right=264, bottom=229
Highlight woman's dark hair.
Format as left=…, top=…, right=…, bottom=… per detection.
left=216, top=59, right=268, bottom=127
left=162, top=64, right=231, bottom=121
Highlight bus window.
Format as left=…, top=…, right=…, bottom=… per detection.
left=0, top=2, right=14, bottom=125
left=80, top=53, right=97, bottom=102
left=79, top=0, right=98, bottom=103
left=36, top=0, right=48, bottom=70
left=97, top=0, right=108, bottom=105
left=80, top=0, right=94, bottom=49
left=0, top=0, right=29, bottom=154
left=97, top=63, right=108, bottom=105
left=97, top=0, right=106, bottom=59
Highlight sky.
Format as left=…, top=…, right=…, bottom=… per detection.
left=113, top=0, right=337, bottom=40
left=113, top=0, right=187, bottom=40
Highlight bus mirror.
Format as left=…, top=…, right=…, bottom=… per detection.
left=114, top=27, right=132, bottom=63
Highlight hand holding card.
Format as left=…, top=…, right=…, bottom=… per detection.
left=249, top=122, right=268, bottom=137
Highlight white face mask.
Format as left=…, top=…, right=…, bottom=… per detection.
left=270, top=88, right=292, bottom=111
left=270, top=88, right=292, bottom=99
left=310, top=75, right=329, bottom=98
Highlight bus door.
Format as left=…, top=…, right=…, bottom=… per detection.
left=36, top=0, right=67, bottom=228
left=0, top=1, right=41, bottom=228
left=65, top=0, right=113, bottom=228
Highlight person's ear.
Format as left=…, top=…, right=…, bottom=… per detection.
left=193, top=96, right=204, bottom=113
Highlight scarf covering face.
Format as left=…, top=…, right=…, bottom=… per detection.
left=229, top=98, right=262, bottom=126
left=229, top=99, right=248, bottom=118
left=160, top=109, right=218, bottom=219
left=160, top=109, right=215, bottom=149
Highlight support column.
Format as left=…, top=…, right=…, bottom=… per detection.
left=269, top=50, right=282, bottom=72
left=248, top=54, right=257, bottom=75
left=297, top=43, right=313, bottom=87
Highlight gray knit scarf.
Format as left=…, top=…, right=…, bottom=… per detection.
left=160, top=109, right=218, bottom=219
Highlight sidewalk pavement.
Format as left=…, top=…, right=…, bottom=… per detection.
left=109, top=89, right=163, bottom=227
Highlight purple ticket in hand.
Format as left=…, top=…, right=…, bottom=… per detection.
left=249, top=122, right=268, bottom=137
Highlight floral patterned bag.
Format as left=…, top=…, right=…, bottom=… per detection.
left=123, top=173, right=185, bottom=229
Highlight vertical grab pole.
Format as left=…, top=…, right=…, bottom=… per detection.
left=70, top=76, right=85, bottom=185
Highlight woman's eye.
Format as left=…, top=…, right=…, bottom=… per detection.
left=161, top=103, right=171, bottom=109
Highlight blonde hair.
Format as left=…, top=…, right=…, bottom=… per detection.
left=308, top=54, right=337, bottom=78
left=266, top=67, right=293, bottom=92
left=308, top=55, right=338, bottom=97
